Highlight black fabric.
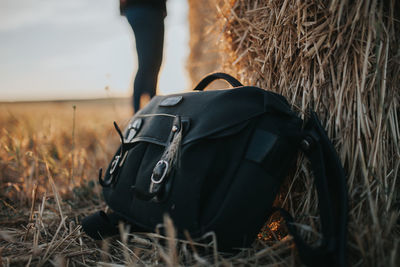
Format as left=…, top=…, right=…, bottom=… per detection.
left=82, top=73, right=348, bottom=267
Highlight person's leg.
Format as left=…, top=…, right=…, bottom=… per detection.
left=125, top=7, right=165, bottom=112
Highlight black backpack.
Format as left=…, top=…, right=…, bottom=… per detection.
left=82, top=73, right=348, bottom=267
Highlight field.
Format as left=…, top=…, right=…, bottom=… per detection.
left=0, top=99, right=132, bottom=266
left=0, top=99, right=295, bottom=266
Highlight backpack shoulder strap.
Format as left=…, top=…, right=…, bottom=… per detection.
left=276, top=112, right=348, bottom=267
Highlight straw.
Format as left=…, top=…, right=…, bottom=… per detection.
left=188, top=0, right=400, bottom=265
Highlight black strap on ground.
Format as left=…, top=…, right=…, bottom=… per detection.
left=81, top=211, right=120, bottom=240
left=193, top=72, right=243, bottom=91
left=81, top=211, right=149, bottom=240
left=275, top=112, right=348, bottom=267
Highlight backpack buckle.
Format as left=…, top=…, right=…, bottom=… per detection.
left=99, top=121, right=133, bottom=187
left=125, top=118, right=142, bottom=142
left=301, top=131, right=320, bottom=152
left=109, top=155, right=121, bottom=175
left=150, top=160, right=169, bottom=184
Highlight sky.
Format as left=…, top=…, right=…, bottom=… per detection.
left=0, top=0, right=189, bottom=101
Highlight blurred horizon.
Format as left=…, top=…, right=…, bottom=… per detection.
left=0, top=0, right=189, bottom=102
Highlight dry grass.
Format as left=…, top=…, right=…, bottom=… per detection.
left=0, top=99, right=127, bottom=266
left=188, top=0, right=400, bottom=266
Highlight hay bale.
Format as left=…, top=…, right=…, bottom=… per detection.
left=187, top=0, right=228, bottom=89
left=188, top=0, right=400, bottom=266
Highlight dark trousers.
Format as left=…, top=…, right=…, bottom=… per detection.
left=125, top=6, right=165, bottom=112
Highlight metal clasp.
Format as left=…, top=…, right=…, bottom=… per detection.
left=125, top=118, right=143, bottom=143
left=109, top=155, right=120, bottom=175
left=150, top=160, right=169, bottom=184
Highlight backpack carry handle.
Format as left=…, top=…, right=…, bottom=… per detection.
left=193, top=72, right=243, bottom=91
